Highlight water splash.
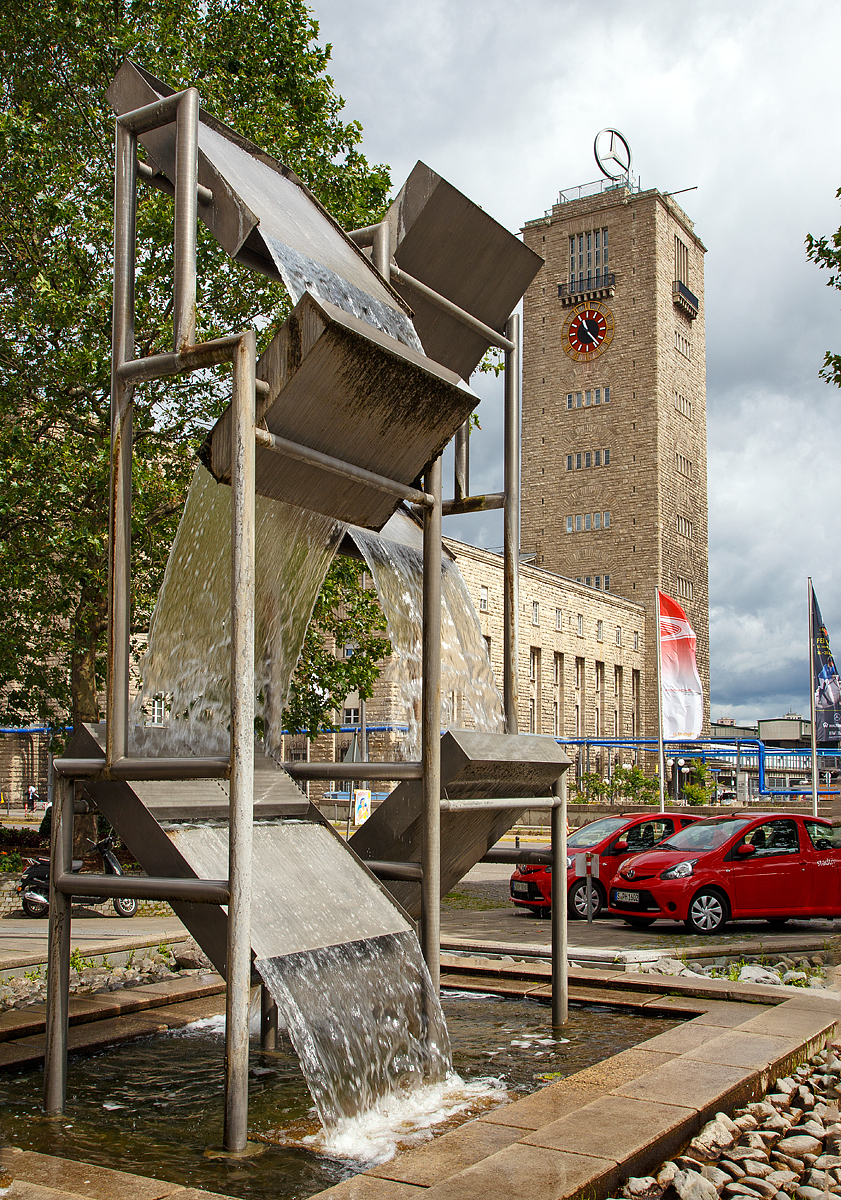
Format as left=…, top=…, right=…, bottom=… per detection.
left=131, top=465, right=343, bottom=756
left=349, top=526, right=504, bottom=758
left=257, top=931, right=451, bottom=1128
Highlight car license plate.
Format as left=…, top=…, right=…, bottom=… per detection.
left=512, top=883, right=529, bottom=896
left=615, top=890, right=639, bottom=904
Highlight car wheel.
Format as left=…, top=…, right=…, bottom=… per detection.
left=527, top=906, right=543, bottom=917
left=765, top=917, right=790, bottom=928
left=567, top=878, right=604, bottom=920
left=623, top=916, right=656, bottom=928
left=112, top=896, right=138, bottom=918
left=685, top=888, right=729, bottom=935
left=22, top=895, right=49, bottom=918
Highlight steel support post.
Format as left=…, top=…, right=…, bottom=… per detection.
left=106, top=121, right=138, bottom=766
left=223, top=330, right=257, bottom=1153
left=551, top=775, right=568, bottom=1028
left=260, top=985, right=278, bottom=1052
left=44, top=775, right=74, bottom=1114
left=503, top=312, right=521, bottom=733
left=421, top=455, right=443, bottom=991
left=372, top=221, right=391, bottom=281
left=454, top=421, right=469, bottom=503
left=173, top=88, right=199, bottom=351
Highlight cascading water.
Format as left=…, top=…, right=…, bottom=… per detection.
left=256, top=932, right=451, bottom=1127
left=131, top=465, right=344, bottom=757
left=350, top=519, right=504, bottom=758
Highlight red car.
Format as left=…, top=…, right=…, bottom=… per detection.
left=510, top=811, right=701, bottom=919
left=607, top=812, right=841, bottom=934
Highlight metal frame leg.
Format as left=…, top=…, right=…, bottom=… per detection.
left=551, top=775, right=568, bottom=1028
left=44, top=775, right=74, bottom=1113
left=106, top=120, right=137, bottom=766
left=421, top=456, right=443, bottom=991
left=503, top=313, right=521, bottom=733
left=224, top=330, right=257, bottom=1152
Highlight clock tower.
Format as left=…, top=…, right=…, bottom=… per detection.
left=520, top=173, right=709, bottom=741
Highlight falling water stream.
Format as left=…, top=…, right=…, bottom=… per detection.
left=131, top=465, right=344, bottom=758
left=350, top=517, right=504, bottom=758
left=129, top=461, right=506, bottom=1139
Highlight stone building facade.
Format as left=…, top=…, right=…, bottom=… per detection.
left=287, top=536, right=647, bottom=795
left=451, top=540, right=646, bottom=750
left=520, top=181, right=709, bottom=738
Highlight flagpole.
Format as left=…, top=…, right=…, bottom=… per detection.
left=809, top=577, right=819, bottom=819
left=655, top=588, right=666, bottom=814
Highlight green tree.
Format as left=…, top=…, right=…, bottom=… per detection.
left=0, top=0, right=391, bottom=734
left=570, top=770, right=609, bottom=804
left=282, top=558, right=390, bottom=741
left=608, top=764, right=659, bottom=806
left=806, top=192, right=841, bottom=387
left=681, top=761, right=714, bottom=807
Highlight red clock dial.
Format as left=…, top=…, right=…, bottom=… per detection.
left=568, top=309, right=606, bottom=353
left=562, top=301, right=615, bottom=361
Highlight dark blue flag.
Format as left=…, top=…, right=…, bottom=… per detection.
left=812, top=589, right=841, bottom=745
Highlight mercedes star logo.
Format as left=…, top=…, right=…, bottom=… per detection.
left=594, top=128, right=632, bottom=181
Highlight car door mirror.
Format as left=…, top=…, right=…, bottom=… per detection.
left=613, top=839, right=628, bottom=852
left=736, top=842, right=756, bottom=856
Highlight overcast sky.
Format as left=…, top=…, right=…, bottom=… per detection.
left=310, top=0, right=841, bottom=726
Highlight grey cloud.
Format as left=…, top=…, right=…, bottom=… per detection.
left=312, top=0, right=841, bottom=721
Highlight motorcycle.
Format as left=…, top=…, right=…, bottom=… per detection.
left=17, top=835, right=138, bottom=919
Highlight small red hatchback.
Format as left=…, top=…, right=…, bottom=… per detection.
left=510, top=811, right=701, bottom=919
left=607, top=812, right=841, bottom=933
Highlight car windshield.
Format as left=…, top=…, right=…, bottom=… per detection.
left=659, top=817, right=753, bottom=852
left=568, top=816, right=629, bottom=848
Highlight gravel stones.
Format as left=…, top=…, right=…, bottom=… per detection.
left=775, top=1137, right=822, bottom=1157
left=619, top=1045, right=841, bottom=1200
left=672, top=1170, right=720, bottom=1200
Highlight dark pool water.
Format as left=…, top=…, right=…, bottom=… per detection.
left=0, top=993, right=678, bottom=1200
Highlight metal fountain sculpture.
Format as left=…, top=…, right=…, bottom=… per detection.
left=43, top=61, right=571, bottom=1153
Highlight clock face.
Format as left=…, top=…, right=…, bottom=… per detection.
left=562, top=301, right=615, bottom=361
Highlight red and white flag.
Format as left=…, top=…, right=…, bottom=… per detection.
left=658, top=589, right=703, bottom=739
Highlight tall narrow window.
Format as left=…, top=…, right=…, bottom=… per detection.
left=555, top=607, right=562, bottom=631
left=597, top=620, right=603, bottom=642
left=479, top=585, right=488, bottom=611
left=532, top=601, right=540, bottom=626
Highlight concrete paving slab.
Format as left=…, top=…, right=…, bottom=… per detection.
left=419, top=1143, right=618, bottom=1200
left=680, top=1029, right=802, bottom=1071
left=690, top=1003, right=776, bottom=1028
left=0, top=1150, right=183, bottom=1200
left=611, top=1057, right=758, bottom=1116
left=311, top=1177, right=426, bottom=1200
left=8, top=1180, right=91, bottom=1200
left=628, top=1020, right=750, bottom=1056
left=522, top=1094, right=698, bottom=1177
left=729, top=1000, right=839, bottom=1045
left=480, top=1083, right=609, bottom=1131
left=367, top=1118, right=523, bottom=1186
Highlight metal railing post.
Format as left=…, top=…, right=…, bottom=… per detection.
left=454, top=421, right=469, bottom=503
left=44, top=775, right=74, bottom=1113
left=173, top=88, right=199, bottom=351
left=421, top=455, right=443, bottom=991
left=107, top=121, right=138, bottom=766
left=503, top=312, right=521, bottom=733
left=223, top=329, right=257, bottom=1153
left=551, top=774, right=568, bottom=1028
left=372, top=221, right=391, bottom=281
